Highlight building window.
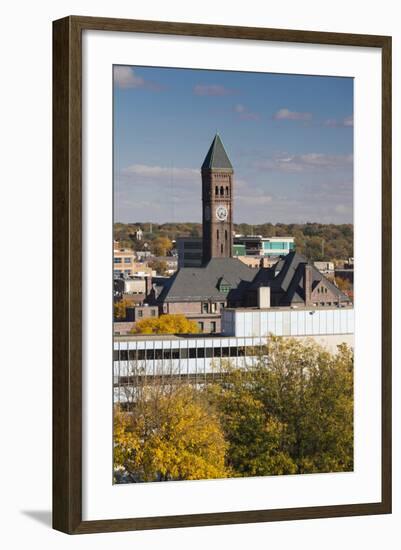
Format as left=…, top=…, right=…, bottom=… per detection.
left=211, top=321, right=216, bottom=333
left=138, top=310, right=143, bottom=317
left=215, top=185, right=218, bottom=195
left=217, top=229, right=219, bottom=240
left=151, top=310, right=156, bottom=317
left=124, top=258, right=131, bottom=264
left=221, top=244, right=223, bottom=254
left=225, top=186, right=229, bottom=196
left=202, top=302, right=208, bottom=314
left=198, top=321, right=204, bottom=332
left=220, top=186, right=224, bottom=195
left=225, top=229, right=228, bottom=241
left=114, top=257, right=122, bottom=263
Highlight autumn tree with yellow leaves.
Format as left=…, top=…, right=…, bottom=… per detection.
left=114, top=384, right=228, bottom=482
left=132, top=313, right=200, bottom=335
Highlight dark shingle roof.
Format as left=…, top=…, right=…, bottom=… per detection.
left=201, top=134, right=233, bottom=171
left=157, top=258, right=254, bottom=302
left=266, top=251, right=350, bottom=305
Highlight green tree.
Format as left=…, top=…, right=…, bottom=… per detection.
left=208, top=337, right=353, bottom=476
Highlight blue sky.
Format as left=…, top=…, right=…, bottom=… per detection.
left=114, top=65, right=353, bottom=224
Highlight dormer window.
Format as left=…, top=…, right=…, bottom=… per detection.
left=217, top=277, right=231, bottom=295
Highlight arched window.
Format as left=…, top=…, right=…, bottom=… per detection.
left=220, top=186, right=224, bottom=196
left=225, top=229, right=228, bottom=241
left=215, top=185, right=218, bottom=196
left=221, top=243, right=224, bottom=254
left=226, top=186, right=229, bottom=196
left=217, top=229, right=219, bottom=240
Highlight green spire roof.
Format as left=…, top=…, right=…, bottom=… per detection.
left=201, top=134, right=233, bottom=170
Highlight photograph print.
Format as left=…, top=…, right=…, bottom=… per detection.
left=112, top=65, right=354, bottom=484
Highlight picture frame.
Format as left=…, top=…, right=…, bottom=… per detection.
left=53, top=15, right=392, bottom=534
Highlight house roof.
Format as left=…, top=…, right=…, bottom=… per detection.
left=201, top=134, right=233, bottom=171
left=250, top=251, right=350, bottom=305
left=157, top=258, right=255, bottom=302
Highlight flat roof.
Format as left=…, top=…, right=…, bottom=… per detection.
left=224, top=305, right=354, bottom=313
left=114, top=333, right=226, bottom=342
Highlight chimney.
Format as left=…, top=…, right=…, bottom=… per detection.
left=145, top=274, right=153, bottom=298
left=257, top=286, right=270, bottom=309
left=304, top=264, right=313, bottom=306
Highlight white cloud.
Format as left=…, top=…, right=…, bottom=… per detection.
left=234, top=103, right=259, bottom=121
left=273, top=108, right=312, bottom=121
left=193, top=84, right=235, bottom=96
left=325, top=115, right=354, bottom=128
left=343, top=115, right=354, bottom=127
left=114, top=66, right=145, bottom=89
left=254, top=153, right=353, bottom=173
left=334, top=204, right=352, bottom=215
left=114, top=67, right=163, bottom=91
left=121, top=164, right=199, bottom=181
left=237, top=194, right=273, bottom=206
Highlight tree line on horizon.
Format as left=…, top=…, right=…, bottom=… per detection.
left=114, top=221, right=353, bottom=262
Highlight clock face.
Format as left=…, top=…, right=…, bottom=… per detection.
left=216, top=205, right=228, bottom=221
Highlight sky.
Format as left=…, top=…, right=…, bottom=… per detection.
left=113, top=65, right=353, bottom=225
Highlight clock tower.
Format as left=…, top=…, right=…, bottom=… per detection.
left=201, top=134, right=234, bottom=264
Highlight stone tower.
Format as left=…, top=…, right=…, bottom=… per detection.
left=201, top=134, right=234, bottom=264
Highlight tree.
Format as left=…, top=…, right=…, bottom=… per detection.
left=114, top=298, right=130, bottom=320
left=208, top=337, right=353, bottom=476
left=148, top=259, right=168, bottom=276
left=151, top=236, right=173, bottom=257
left=335, top=276, right=352, bottom=292
left=206, top=369, right=296, bottom=477
left=114, top=385, right=228, bottom=482
left=133, top=313, right=200, bottom=335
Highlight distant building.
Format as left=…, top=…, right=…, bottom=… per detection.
left=135, top=228, right=143, bottom=241
left=136, top=250, right=152, bottom=260
left=236, top=256, right=278, bottom=269
left=177, top=237, right=203, bottom=268
left=126, top=305, right=159, bottom=323
left=233, top=235, right=295, bottom=256
left=314, top=261, right=335, bottom=280
left=114, top=247, right=136, bottom=277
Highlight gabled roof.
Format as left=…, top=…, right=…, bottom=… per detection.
left=246, top=251, right=350, bottom=305
left=157, top=258, right=254, bottom=303
left=201, top=134, right=233, bottom=171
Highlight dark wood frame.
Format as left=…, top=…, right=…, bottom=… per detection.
left=53, top=15, right=392, bottom=534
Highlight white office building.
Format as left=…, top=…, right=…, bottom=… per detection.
left=114, top=305, right=354, bottom=403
